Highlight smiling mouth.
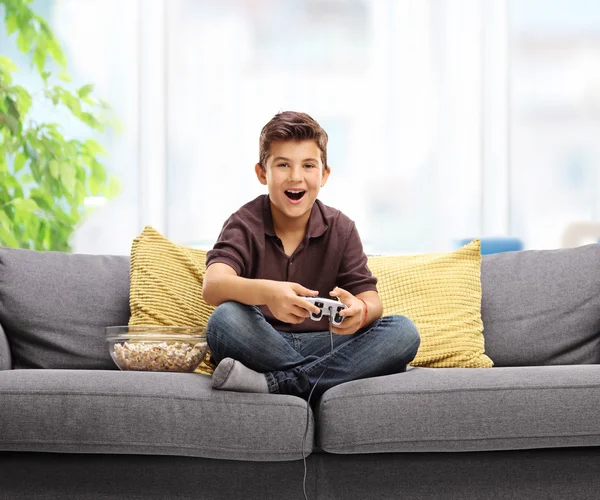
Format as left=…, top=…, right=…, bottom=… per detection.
left=285, top=190, right=306, bottom=201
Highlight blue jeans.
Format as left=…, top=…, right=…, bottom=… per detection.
left=206, top=301, right=421, bottom=400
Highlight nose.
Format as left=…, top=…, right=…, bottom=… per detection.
left=288, top=165, right=303, bottom=182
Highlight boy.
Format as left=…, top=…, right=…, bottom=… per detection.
left=202, top=111, right=420, bottom=400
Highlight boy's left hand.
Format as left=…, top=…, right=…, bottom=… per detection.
left=328, top=287, right=367, bottom=335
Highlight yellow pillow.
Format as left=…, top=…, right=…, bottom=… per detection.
left=129, top=226, right=216, bottom=375
left=367, top=239, right=493, bottom=368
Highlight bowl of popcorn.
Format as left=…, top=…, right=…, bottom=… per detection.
left=106, top=326, right=208, bottom=373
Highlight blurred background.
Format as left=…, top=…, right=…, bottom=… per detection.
left=2, top=0, right=600, bottom=256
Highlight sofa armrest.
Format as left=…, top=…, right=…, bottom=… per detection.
left=0, top=321, right=12, bottom=370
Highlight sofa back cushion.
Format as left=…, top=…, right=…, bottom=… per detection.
left=0, top=247, right=130, bottom=369
left=481, top=243, right=600, bottom=366
left=0, top=322, right=11, bottom=370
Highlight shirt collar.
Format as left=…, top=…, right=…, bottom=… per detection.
left=263, top=195, right=328, bottom=239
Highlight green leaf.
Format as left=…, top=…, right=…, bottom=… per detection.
left=84, top=139, right=106, bottom=156
left=33, top=45, right=47, bottom=74
left=47, top=38, right=67, bottom=68
left=105, top=174, right=122, bottom=199
left=60, top=165, right=77, bottom=195
left=0, top=56, right=18, bottom=73
left=49, top=159, right=60, bottom=179
left=13, top=198, right=39, bottom=211
left=20, top=173, right=35, bottom=184
left=30, top=189, right=53, bottom=211
left=98, top=98, right=111, bottom=110
left=2, top=172, right=20, bottom=190
left=80, top=112, right=103, bottom=131
left=60, top=91, right=81, bottom=116
left=14, top=153, right=27, bottom=173
left=77, top=84, right=94, bottom=99
left=17, top=32, right=32, bottom=54
left=0, top=223, right=20, bottom=248
left=2, top=113, right=20, bottom=135
left=24, top=141, right=39, bottom=162
left=58, top=71, right=72, bottom=82
left=5, top=96, right=20, bottom=122
left=88, top=175, right=101, bottom=196
left=13, top=86, right=33, bottom=116
left=0, top=200, right=10, bottom=217
left=91, top=160, right=107, bottom=183
left=26, top=215, right=41, bottom=245
left=0, top=67, right=13, bottom=84
left=6, top=15, right=18, bottom=36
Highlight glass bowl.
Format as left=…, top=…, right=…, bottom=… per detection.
left=106, top=326, right=208, bottom=373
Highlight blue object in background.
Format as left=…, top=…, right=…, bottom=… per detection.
left=456, top=237, right=524, bottom=255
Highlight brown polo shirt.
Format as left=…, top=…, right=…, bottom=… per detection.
left=205, top=194, right=378, bottom=333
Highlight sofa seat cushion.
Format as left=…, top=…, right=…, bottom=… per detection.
left=0, top=370, right=313, bottom=461
left=318, top=365, right=600, bottom=453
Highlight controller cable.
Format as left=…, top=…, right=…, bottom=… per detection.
left=302, top=308, right=334, bottom=500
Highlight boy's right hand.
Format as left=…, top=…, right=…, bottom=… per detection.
left=264, top=281, right=320, bottom=324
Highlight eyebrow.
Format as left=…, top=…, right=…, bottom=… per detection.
left=272, top=157, right=319, bottom=163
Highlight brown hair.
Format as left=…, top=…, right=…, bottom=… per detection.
left=258, top=111, right=328, bottom=170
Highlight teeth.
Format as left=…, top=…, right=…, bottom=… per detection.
left=287, top=190, right=304, bottom=193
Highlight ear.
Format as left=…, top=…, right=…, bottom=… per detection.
left=255, top=163, right=267, bottom=185
left=320, top=165, right=331, bottom=188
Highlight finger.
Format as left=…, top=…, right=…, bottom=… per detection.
left=303, top=299, right=322, bottom=315
left=336, top=313, right=361, bottom=329
left=288, top=312, right=307, bottom=324
left=338, top=306, right=357, bottom=317
left=292, top=304, right=312, bottom=318
left=294, top=298, right=320, bottom=315
left=329, top=286, right=351, bottom=303
left=293, top=283, right=319, bottom=297
left=333, top=320, right=353, bottom=331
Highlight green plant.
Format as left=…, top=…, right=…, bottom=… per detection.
left=0, top=0, right=120, bottom=251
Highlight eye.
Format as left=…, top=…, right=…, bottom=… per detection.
left=304, top=164, right=316, bottom=169
left=277, top=163, right=288, bottom=168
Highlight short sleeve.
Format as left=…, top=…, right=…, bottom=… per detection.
left=336, top=222, right=378, bottom=295
left=205, top=214, right=253, bottom=277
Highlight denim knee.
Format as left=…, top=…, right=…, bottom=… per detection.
left=206, top=301, right=251, bottom=349
left=389, top=315, right=421, bottom=363
left=207, top=300, right=247, bottom=326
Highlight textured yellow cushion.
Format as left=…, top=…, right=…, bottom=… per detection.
left=129, top=226, right=216, bottom=375
left=367, top=239, right=493, bottom=368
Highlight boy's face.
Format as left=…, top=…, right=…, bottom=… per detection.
left=255, top=139, right=330, bottom=227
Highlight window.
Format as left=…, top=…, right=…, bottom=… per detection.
left=165, top=0, right=483, bottom=254
left=5, top=0, right=593, bottom=255
left=510, top=0, right=600, bottom=248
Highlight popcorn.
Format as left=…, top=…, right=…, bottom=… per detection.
left=112, top=340, right=207, bottom=372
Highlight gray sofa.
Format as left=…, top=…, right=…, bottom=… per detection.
left=1, top=244, right=600, bottom=500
